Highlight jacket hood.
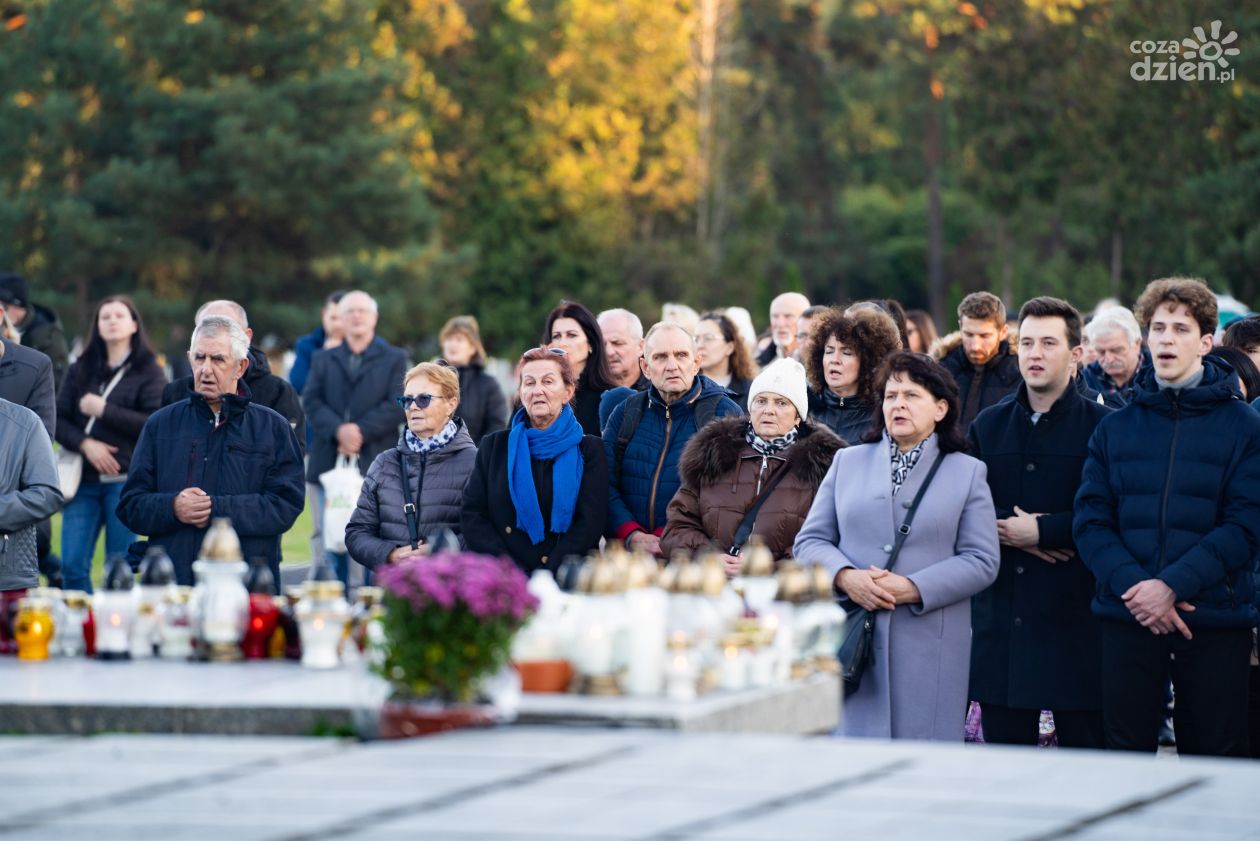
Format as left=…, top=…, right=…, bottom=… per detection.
left=245, top=345, right=273, bottom=381
left=646, top=373, right=732, bottom=409
left=17, top=302, right=61, bottom=332
left=678, top=416, right=842, bottom=489
left=1131, top=353, right=1242, bottom=416
left=393, top=419, right=477, bottom=457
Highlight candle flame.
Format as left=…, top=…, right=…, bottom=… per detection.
left=110, top=613, right=122, bottom=627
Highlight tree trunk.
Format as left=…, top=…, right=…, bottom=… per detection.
left=925, top=93, right=946, bottom=325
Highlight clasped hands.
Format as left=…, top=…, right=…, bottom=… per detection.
left=997, top=506, right=1074, bottom=564
left=836, top=566, right=920, bottom=612
left=173, top=487, right=213, bottom=528
left=1123, top=578, right=1195, bottom=639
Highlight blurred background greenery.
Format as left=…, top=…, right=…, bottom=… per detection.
left=2, top=0, right=1256, bottom=356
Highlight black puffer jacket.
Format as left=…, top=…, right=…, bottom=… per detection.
left=0, top=338, right=55, bottom=440
left=454, top=363, right=508, bottom=445
left=345, top=423, right=477, bottom=569
left=808, top=388, right=876, bottom=445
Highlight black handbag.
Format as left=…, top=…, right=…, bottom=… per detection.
left=837, top=451, right=945, bottom=698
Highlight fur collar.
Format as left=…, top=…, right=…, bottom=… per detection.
left=678, top=416, right=842, bottom=489
left=929, top=326, right=1019, bottom=361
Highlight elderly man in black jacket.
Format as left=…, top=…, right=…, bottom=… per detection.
left=303, top=290, right=407, bottom=586
left=968, top=297, right=1112, bottom=748
left=119, top=316, right=304, bottom=588
left=162, top=300, right=305, bottom=452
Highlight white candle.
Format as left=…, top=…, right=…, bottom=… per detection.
left=717, top=643, right=746, bottom=691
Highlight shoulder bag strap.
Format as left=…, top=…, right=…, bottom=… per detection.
left=398, top=450, right=420, bottom=551
left=884, top=451, right=945, bottom=574
left=84, top=363, right=129, bottom=437
left=727, top=461, right=793, bottom=555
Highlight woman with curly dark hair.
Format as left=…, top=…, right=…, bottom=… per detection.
left=804, top=307, right=902, bottom=444
left=693, top=311, right=756, bottom=410
left=543, top=300, right=616, bottom=436
left=795, top=350, right=998, bottom=741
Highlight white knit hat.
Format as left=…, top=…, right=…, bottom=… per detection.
left=748, top=357, right=809, bottom=421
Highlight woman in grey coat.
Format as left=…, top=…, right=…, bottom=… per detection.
left=794, top=351, right=999, bottom=742
left=346, top=362, right=477, bottom=568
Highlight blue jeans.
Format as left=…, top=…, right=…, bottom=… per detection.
left=60, top=481, right=135, bottom=593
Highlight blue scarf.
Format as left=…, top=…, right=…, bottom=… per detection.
left=507, top=406, right=585, bottom=545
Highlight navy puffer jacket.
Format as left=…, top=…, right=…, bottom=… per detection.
left=602, top=375, right=743, bottom=540
left=1073, top=355, right=1260, bottom=629
left=118, top=385, right=305, bottom=589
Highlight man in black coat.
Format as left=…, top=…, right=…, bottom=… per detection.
left=968, top=297, right=1112, bottom=748
left=162, top=300, right=305, bottom=453
left=940, top=291, right=1021, bottom=430
left=302, top=291, right=407, bottom=586
left=0, top=337, right=55, bottom=441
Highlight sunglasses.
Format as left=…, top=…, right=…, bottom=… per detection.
left=525, top=347, right=568, bottom=356
left=396, top=394, right=440, bottom=410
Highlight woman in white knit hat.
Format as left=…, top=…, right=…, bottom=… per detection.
left=661, top=358, right=843, bottom=577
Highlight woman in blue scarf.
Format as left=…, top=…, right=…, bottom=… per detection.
left=462, top=347, right=608, bottom=575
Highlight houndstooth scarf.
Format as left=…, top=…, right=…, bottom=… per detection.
left=887, top=432, right=926, bottom=496
left=746, top=422, right=798, bottom=456
left=405, top=420, right=459, bottom=454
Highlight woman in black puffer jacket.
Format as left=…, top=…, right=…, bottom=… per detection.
left=439, top=315, right=507, bottom=445
left=345, top=362, right=477, bottom=568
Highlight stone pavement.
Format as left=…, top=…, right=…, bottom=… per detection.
left=0, top=728, right=1257, bottom=840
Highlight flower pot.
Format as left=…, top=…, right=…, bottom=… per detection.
left=515, top=659, right=574, bottom=693
left=378, top=699, right=497, bottom=740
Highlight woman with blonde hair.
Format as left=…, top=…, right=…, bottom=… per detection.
left=346, top=362, right=477, bottom=566
left=439, top=315, right=507, bottom=445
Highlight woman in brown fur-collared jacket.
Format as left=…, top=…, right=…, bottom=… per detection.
left=660, top=358, right=842, bottom=575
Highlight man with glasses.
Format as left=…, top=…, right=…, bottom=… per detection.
left=119, top=316, right=304, bottom=588
left=302, top=291, right=407, bottom=586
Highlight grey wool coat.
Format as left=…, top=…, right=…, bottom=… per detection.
left=793, top=434, right=1000, bottom=742
left=344, top=423, right=478, bottom=569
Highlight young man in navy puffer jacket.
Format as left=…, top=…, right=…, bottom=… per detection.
left=1074, top=277, right=1260, bottom=757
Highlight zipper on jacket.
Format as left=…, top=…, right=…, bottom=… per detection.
left=1156, top=395, right=1181, bottom=571
left=755, top=455, right=768, bottom=495
left=647, top=405, right=673, bottom=532
left=1, top=534, right=7, bottom=556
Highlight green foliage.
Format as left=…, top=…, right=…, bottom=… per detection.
left=3, top=0, right=1256, bottom=347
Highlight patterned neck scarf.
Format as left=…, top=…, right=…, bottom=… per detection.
left=746, top=422, right=799, bottom=456
left=887, top=431, right=926, bottom=496
left=405, top=420, right=458, bottom=454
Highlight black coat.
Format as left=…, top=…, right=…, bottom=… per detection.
left=572, top=384, right=606, bottom=437
left=164, top=346, right=306, bottom=454
left=808, top=389, right=875, bottom=445
left=940, top=339, right=1022, bottom=430
left=462, top=429, right=607, bottom=576
left=0, top=338, right=55, bottom=441
left=57, top=350, right=168, bottom=479
left=454, top=363, right=508, bottom=445
left=726, top=376, right=752, bottom=412
left=345, top=424, right=478, bottom=569
left=14, top=303, right=69, bottom=392
left=967, top=384, right=1112, bottom=710
left=302, top=338, right=408, bottom=482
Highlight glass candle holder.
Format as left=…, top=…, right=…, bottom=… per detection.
left=14, top=596, right=55, bottom=661
left=296, top=581, right=349, bottom=669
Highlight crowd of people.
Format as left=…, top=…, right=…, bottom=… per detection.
left=2, top=271, right=1260, bottom=759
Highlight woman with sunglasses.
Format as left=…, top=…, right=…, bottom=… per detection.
left=462, top=347, right=607, bottom=575
left=345, top=362, right=477, bottom=567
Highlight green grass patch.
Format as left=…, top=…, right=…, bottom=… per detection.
left=51, top=502, right=316, bottom=588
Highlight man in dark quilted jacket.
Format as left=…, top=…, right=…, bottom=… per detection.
left=1074, top=277, right=1260, bottom=756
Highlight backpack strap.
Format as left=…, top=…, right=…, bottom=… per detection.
left=614, top=390, right=650, bottom=474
